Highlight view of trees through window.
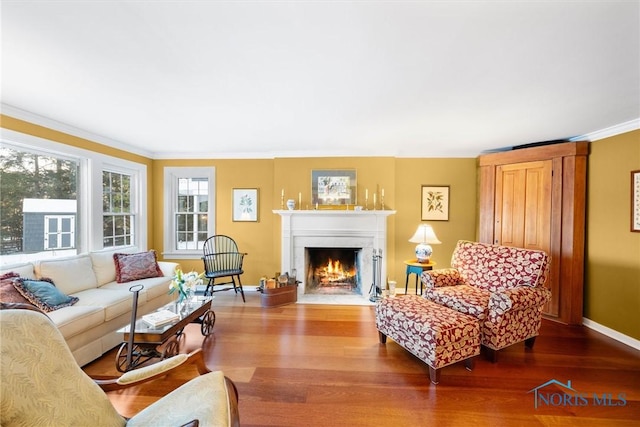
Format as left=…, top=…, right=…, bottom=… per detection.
left=0, top=145, right=78, bottom=256
left=103, top=171, right=133, bottom=247
left=176, top=177, right=208, bottom=250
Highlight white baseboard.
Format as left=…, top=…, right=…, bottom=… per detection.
left=582, top=317, right=640, bottom=351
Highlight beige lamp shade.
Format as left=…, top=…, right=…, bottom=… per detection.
left=409, top=224, right=441, bottom=263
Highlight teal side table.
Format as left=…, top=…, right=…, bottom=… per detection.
left=403, top=259, right=436, bottom=295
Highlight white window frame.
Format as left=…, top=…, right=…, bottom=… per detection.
left=163, top=167, right=215, bottom=259
left=1, top=128, right=147, bottom=257
left=101, top=168, right=137, bottom=249
left=44, top=215, right=76, bottom=250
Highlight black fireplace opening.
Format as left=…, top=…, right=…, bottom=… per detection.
left=305, top=247, right=362, bottom=295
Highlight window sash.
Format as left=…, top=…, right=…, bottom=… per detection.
left=164, top=167, right=215, bottom=258
left=44, top=215, right=75, bottom=250
left=102, top=170, right=135, bottom=249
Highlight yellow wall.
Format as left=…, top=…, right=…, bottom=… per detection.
left=4, top=113, right=639, bottom=341
left=586, top=130, right=640, bottom=339
left=158, top=156, right=479, bottom=286
left=392, top=158, right=478, bottom=285
left=152, top=158, right=277, bottom=279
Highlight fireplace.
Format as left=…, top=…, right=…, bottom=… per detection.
left=274, top=209, right=395, bottom=303
left=305, top=247, right=362, bottom=295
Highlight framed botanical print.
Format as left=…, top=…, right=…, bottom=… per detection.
left=421, top=185, right=449, bottom=221
left=232, top=188, right=258, bottom=222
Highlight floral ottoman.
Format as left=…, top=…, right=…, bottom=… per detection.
left=375, top=295, right=480, bottom=384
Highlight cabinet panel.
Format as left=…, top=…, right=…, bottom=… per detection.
left=478, top=142, right=587, bottom=325
left=495, top=161, right=551, bottom=251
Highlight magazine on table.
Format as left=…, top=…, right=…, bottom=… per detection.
left=142, top=309, right=179, bottom=327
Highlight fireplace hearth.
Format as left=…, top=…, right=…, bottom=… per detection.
left=274, top=209, right=396, bottom=303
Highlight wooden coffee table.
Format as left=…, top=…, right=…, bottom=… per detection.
left=115, top=296, right=215, bottom=372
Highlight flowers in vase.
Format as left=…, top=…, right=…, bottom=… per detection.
left=169, top=269, right=204, bottom=302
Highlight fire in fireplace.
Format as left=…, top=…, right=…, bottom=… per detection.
left=305, top=247, right=362, bottom=295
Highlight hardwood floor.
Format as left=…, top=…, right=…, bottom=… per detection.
left=83, top=291, right=640, bottom=426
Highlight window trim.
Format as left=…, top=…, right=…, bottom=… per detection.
left=163, top=166, right=215, bottom=259
left=1, top=128, right=147, bottom=255
left=44, top=215, right=76, bottom=250
left=101, top=168, right=137, bottom=249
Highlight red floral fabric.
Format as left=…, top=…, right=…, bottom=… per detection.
left=421, top=268, right=461, bottom=288
left=488, top=286, right=552, bottom=318
left=421, top=240, right=551, bottom=351
left=451, top=240, right=549, bottom=292
left=375, top=295, right=480, bottom=370
left=482, top=306, right=544, bottom=350
left=113, top=250, right=163, bottom=283
left=425, top=285, right=490, bottom=320
left=0, top=272, right=32, bottom=306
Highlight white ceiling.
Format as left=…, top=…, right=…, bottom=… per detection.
left=2, top=1, right=639, bottom=159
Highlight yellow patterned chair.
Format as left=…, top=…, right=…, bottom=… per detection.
left=0, top=308, right=240, bottom=427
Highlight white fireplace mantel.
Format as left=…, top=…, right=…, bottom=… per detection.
left=274, top=210, right=396, bottom=301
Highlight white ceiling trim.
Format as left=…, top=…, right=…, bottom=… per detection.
left=3, top=103, right=637, bottom=159
left=1, top=104, right=154, bottom=159
left=572, top=118, right=640, bottom=142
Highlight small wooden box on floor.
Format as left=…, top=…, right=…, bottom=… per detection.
left=261, top=283, right=298, bottom=308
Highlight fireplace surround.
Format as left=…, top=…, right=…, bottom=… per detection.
left=274, top=210, right=396, bottom=303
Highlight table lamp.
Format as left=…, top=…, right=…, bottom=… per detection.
left=409, top=224, right=441, bottom=263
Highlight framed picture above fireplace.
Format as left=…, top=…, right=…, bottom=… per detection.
left=311, top=169, right=357, bottom=207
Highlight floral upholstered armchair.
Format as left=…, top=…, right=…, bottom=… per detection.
left=421, top=240, right=551, bottom=362
left=1, top=308, right=240, bottom=427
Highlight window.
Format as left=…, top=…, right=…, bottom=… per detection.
left=103, top=171, right=134, bottom=247
left=1, top=127, right=147, bottom=264
left=44, top=215, right=75, bottom=250
left=164, top=167, right=215, bottom=258
left=0, top=144, right=79, bottom=257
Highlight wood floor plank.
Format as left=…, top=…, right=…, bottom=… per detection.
left=83, top=291, right=640, bottom=426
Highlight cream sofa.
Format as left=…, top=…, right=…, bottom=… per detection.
left=0, top=247, right=178, bottom=366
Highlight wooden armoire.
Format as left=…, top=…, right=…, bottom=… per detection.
left=478, top=141, right=588, bottom=325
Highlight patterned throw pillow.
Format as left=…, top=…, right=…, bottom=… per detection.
left=113, top=250, right=163, bottom=283
left=0, top=272, right=33, bottom=306
left=12, top=277, right=79, bottom=312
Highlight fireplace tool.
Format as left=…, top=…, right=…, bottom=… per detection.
left=369, top=249, right=383, bottom=302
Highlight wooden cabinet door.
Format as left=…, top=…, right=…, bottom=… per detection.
left=494, top=160, right=555, bottom=315
left=494, top=160, right=552, bottom=252
left=479, top=142, right=588, bottom=324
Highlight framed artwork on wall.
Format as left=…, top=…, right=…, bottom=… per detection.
left=232, top=188, right=258, bottom=222
left=421, top=185, right=450, bottom=221
left=632, top=170, right=640, bottom=232
left=311, top=169, right=357, bottom=206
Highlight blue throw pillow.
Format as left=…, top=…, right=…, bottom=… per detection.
left=12, top=277, right=79, bottom=312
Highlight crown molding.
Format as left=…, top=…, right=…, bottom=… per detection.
left=571, top=118, right=640, bottom=142
left=0, top=104, right=154, bottom=159
left=3, top=103, right=638, bottom=158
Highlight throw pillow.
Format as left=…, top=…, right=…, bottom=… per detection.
left=114, top=250, right=163, bottom=283
left=0, top=272, right=34, bottom=306
left=12, top=277, right=79, bottom=312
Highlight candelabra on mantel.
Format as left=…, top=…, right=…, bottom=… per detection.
left=364, top=187, right=386, bottom=210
